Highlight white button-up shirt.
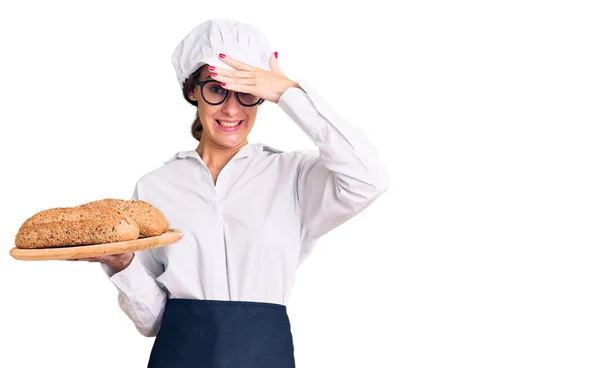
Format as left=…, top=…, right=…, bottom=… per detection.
left=102, top=81, right=390, bottom=337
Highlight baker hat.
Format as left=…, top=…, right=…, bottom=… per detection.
left=171, top=19, right=272, bottom=88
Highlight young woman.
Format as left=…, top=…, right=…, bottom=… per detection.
left=83, top=19, right=389, bottom=367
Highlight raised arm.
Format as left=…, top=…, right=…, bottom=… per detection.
left=279, top=82, right=390, bottom=244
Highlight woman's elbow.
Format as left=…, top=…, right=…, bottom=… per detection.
left=355, top=167, right=391, bottom=201
left=338, top=174, right=389, bottom=206
left=137, top=325, right=159, bottom=337
left=372, top=167, right=391, bottom=195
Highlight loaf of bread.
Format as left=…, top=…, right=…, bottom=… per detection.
left=15, top=206, right=140, bottom=249
left=14, top=198, right=170, bottom=249
left=79, top=199, right=169, bottom=237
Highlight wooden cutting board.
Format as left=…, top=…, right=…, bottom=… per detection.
left=9, top=228, right=183, bottom=261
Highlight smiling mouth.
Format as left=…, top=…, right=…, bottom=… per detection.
left=217, top=120, right=243, bottom=127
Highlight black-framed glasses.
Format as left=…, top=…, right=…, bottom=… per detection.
left=194, top=77, right=264, bottom=107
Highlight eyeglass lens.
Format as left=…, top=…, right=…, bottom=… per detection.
left=201, top=81, right=260, bottom=106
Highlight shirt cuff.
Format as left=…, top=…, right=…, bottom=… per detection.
left=101, top=254, right=157, bottom=295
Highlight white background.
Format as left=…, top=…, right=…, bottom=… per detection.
left=0, top=0, right=599, bottom=367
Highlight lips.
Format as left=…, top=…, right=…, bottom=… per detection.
left=215, top=119, right=244, bottom=132
left=217, top=120, right=242, bottom=127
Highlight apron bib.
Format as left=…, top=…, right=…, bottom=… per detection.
left=147, top=299, right=296, bottom=367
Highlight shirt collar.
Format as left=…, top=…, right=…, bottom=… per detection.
left=163, top=143, right=282, bottom=164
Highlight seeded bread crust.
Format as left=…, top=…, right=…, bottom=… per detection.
left=15, top=207, right=140, bottom=249
left=79, top=199, right=169, bottom=237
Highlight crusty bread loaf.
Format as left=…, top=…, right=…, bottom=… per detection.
left=15, top=206, right=140, bottom=249
left=79, top=199, right=169, bottom=237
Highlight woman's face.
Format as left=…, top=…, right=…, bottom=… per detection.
left=189, top=65, right=259, bottom=149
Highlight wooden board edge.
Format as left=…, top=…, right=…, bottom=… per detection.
left=9, top=228, right=183, bottom=261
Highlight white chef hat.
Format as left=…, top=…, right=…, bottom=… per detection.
left=171, top=19, right=272, bottom=88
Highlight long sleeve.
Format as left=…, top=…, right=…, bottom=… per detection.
left=278, top=81, right=390, bottom=256
left=101, top=183, right=168, bottom=337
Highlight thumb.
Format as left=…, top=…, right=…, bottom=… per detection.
left=269, top=51, right=284, bottom=76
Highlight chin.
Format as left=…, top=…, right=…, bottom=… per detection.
left=209, top=130, right=248, bottom=147
left=216, top=137, right=247, bottom=148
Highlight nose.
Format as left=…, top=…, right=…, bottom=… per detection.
left=220, top=92, right=242, bottom=115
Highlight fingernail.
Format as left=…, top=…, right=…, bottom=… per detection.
left=219, top=53, right=226, bottom=58
left=211, top=72, right=217, bottom=77
left=208, top=66, right=215, bottom=71
left=221, top=82, right=226, bottom=86
left=274, top=51, right=278, bottom=59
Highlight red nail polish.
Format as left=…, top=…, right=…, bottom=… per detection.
left=219, top=53, right=226, bottom=58
left=208, top=66, right=215, bottom=71
left=221, top=82, right=226, bottom=86
left=73, top=258, right=79, bottom=261
left=211, top=72, right=217, bottom=77
left=274, top=51, right=278, bottom=59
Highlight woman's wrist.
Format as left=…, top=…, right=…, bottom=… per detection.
left=107, top=253, right=134, bottom=273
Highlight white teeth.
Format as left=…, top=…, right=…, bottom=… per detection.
left=218, top=120, right=242, bottom=127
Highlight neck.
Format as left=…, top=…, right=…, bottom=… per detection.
left=196, top=137, right=248, bottom=173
